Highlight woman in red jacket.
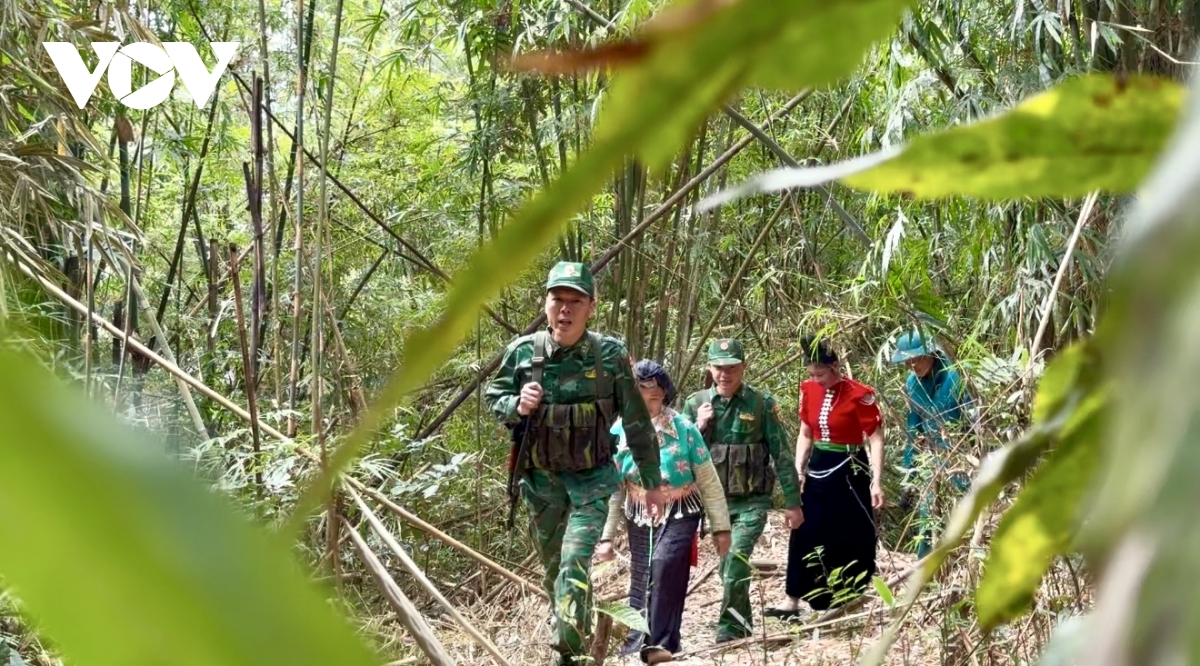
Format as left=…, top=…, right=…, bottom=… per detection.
left=767, top=335, right=885, bottom=617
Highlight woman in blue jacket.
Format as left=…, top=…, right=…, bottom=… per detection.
left=891, top=330, right=972, bottom=558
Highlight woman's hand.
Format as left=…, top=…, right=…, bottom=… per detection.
left=870, top=479, right=885, bottom=509
left=595, top=541, right=616, bottom=562
left=713, top=531, right=732, bottom=558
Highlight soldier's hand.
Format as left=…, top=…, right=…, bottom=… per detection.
left=785, top=506, right=805, bottom=530
left=517, top=382, right=543, bottom=416
left=696, top=402, right=715, bottom=430
left=594, top=541, right=616, bottom=562
left=713, top=531, right=732, bottom=558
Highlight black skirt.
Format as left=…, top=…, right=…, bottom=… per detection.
left=785, top=447, right=877, bottom=611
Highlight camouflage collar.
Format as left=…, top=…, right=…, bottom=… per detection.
left=712, top=383, right=748, bottom=403
left=543, top=328, right=591, bottom=355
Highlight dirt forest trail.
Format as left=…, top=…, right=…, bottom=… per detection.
left=424, top=511, right=940, bottom=666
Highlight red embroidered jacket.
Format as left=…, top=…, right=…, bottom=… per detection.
left=797, top=378, right=882, bottom=445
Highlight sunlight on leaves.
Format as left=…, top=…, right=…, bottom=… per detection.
left=1073, top=64, right=1200, bottom=664
left=976, top=400, right=1104, bottom=630
left=702, top=74, right=1185, bottom=209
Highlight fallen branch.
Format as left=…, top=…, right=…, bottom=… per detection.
left=347, top=486, right=513, bottom=666
left=344, top=517, right=457, bottom=665
left=345, top=477, right=549, bottom=600
left=676, top=607, right=881, bottom=658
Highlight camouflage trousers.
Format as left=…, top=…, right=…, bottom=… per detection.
left=521, top=467, right=617, bottom=659
left=717, top=503, right=769, bottom=639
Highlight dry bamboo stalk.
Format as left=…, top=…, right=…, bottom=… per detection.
left=344, top=477, right=549, bottom=600
left=346, top=487, right=513, bottom=666
left=229, top=245, right=265, bottom=503
left=343, top=518, right=457, bottom=665
left=8, top=254, right=293, bottom=444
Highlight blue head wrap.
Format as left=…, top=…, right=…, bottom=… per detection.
left=633, top=359, right=677, bottom=407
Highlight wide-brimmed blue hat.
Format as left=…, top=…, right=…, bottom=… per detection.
left=633, top=359, right=677, bottom=406
left=891, top=330, right=941, bottom=363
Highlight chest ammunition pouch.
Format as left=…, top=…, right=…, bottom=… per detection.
left=521, top=330, right=616, bottom=473
left=700, top=388, right=777, bottom=497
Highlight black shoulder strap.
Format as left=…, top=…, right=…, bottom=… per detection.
left=588, top=332, right=611, bottom=398
left=531, top=331, right=548, bottom=386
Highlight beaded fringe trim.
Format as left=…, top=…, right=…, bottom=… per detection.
left=623, top=483, right=703, bottom=527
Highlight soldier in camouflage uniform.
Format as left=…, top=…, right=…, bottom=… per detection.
left=485, top=261, right=666, bottom=666
left=680, top=339, right=805, bottom=643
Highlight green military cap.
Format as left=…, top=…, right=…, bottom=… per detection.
left=545, top=261, right=595, bottom=298
left=707, top=338, right=745, bottom=366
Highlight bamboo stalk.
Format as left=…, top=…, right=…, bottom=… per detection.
left=344, top=477, right=548, bottom=600
left=315, top=0, right=347, bottom=577
left=287, top=0, right=308, bottom=439
left=346, top=487, right=514, bottom=666
left=678, top=197, right=789, bottom=381
left=229, top=245, right=264, bottom=505
left=1030, top=191, right=1098, bottom=365
left=8, top=256, right=551, bottom=612
left=8, top=252, right=290, bottom=444
left=343, top=518, right=457, bottom=666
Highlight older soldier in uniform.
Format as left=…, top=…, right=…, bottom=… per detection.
left=680, top=339, right=805, bottom=643
left=485, top=261, right=665, bottom=666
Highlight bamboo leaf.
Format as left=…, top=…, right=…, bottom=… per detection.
left=0, top=348, right=380, bottom=666
left=700, top=74, right=1185, bottom=208
left=872, top=575, right=895, bottom=607
left=860, top=339, right=1104, bottom=664
left=596, top=601, right=650, bottom=634
left=976, top=396, right=1105, bottom=630
left=289, top=0, right=914, bottom=533
left=1073, top=62, right=1200, bottom=664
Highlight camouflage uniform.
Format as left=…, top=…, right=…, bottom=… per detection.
left=680, top=339, right=804, bottom=641
left=485, top=262, right=662, bottom=665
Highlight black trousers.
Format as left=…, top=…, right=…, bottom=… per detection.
left=622, top=513, right=701, bottom=658
left=785, top=448, right=877, bottom=611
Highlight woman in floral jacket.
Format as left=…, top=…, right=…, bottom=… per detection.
left=596, top=359, right=731, bottom=664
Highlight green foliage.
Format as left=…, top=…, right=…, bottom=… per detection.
left=1071, top=68, right=1200, bottom=664
left=700, top=74, right=1185, bottom=209
left=596, top=600, right=649, bottom=635
left=594, top=0, right=913, bottom=169
left=0, top=347, right=380, bottom=666
left=975, top=396, right=1104, bottom=630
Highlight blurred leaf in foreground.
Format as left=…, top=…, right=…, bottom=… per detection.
left=700, top=74, right=1185, bottom=208
left=0, top=347, right=380, bottom=666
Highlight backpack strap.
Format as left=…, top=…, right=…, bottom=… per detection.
left=531, top=330, right=548, bottom=386
left=588, top=331, right=611, bottom=398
